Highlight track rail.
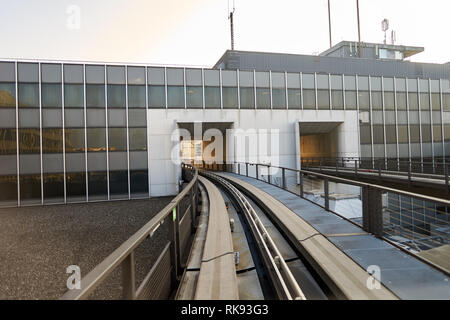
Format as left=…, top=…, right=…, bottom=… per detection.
left=201, top=171, right=306, bottom=300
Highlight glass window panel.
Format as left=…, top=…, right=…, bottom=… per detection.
left=130, top=170, right=148, bottom=196
left=107, top=66, right=125, bottom=84
left=0, top=155, right=16, bottom=175
left=20, top=174, right=41, bottom=203
left=410, top=125, right=420, bottom=143
left=373, top=125, right=384, bottom=144
left=167, top=86, right=184, bottom=108
left=385, top=111, right=396, bottom=125
left=0, top=175, right=17, bottom=204
left=303, top=89, right=315, bottom=109
left=371, top=91, right=382, bottom=110
left=86, top=84, right=105, bottom=108
left=19, top=129, right=40, bottom=154
left=186, top=69, right=202, bottom=86
left=407, top=78, right=418, bottom=92
left=148, top=67, right=165, bottom=85
left=444, top=93, right=450, bottom=111
left=128, top=109, right=146, bottom=127
left=64, top=64, right=83, bottom=83
left=130, top=151, right=148, bottom=170
left=128, top=85, right=145, bottom=108
left=85, top=65, right=105, bottom=84
left=110, top=170, right=128, bottom=197
left=65, top=129, right=85, bottom=152
left=18, top=83, right=39, bottom=107
left=272, top=88, right=286, bottom=109
left=41, top=64, right=61, bottom=83
left=419, top=79, right=429, bottom=92
left=0, top=128, right=17, bottom=155
left=86, top=109, right=105, bottom=127
left=256, top=88, right=270, bottom=109
left=87, top=128, right=106, bottom=151
left=222, top=87, right=238, bottom=108
left=87, top=152, right=107, bottom=171
left=18, top=63, right=38, bottom=82
left=127, top=66, right=145, bottom=85
left=371, top=77, right=382, bottom=91
left=288, top=89, right=301, bottom=109
left=317, top=90, right=329, bottom=109
left=317, top=74, right=329, bottom=89
left=358, top=76, right=369, bottom=91
left=222, top=70, right=237, bottom=86
left=255, top=72, right=269, bottom=87
left=396, top=78, right=406, bottom=92
left=397, top=92, right=407, bottom=110
left=430, top=79, right=439, bottom=93
left=383, top=77, right=394, bottom=91
left=20, top=154, right=40, bottom=174
left=43, top=173, right=64, bottom=203
left=42, top=109, right=62, bottom=128
left=431, top=93, right=440, bottom=111
left=344, top=75, right=356, bottom=90
left=166, top=68, right=183, bottom=85
left=358, top=91, right=369, bottom=110
left=148, top=85, right=165, bottom=108
left=205, top=87, right=220, bottom=108
left=107, top=84, right=125, bottom=108
left=88, top=171, right=107, bottom=199
left=0, top=83, right=16, bottom=107
left=204, top=70, right=219, bottom=86
left=239, top=71, right=253, bottom=87
left=398, top=125, right=408, bottom=143
left=42, top=83, right=62, bottom=108
left=359, top=124, right=372, bottom=144
left=19, top=108, right=39, bottom=128
left=385, top=125, right=396, bottom=144
left=420, top=93, right=430, bottom=110
left=129, top=128, right=147, bottom=151
left=433, top=125, right=442, bottom=142
left=108, top=128, right=127, bottom=151
left=0, top=109, right=15, bottom=128
left=240, top=87, right=254, bottom=109
left=109, top=152, right=127, bottom=171
left=108, top=109, right=126, bottom=127
left=421, top=124, right=432, bottom=143
left=66, top=172, right=86, bottom=201
left=345, top=91, right=357, bottom=109
left=65, top=153, right=85, bottom=172
left=287, top=73, right=300, bottom=89
left=330, top=75, right=342, bottom=90
left=0, top=62, right=15, bottom=82
left=64, top=84, right=84, bottom=108
left=186, top=86, right=203, bottom=108
left=384, top=92, right=395, bottom=110
left=408, top=92, right=418, bottom=110
left=272, top=72, right=285, bottom=88
left=331, top=91, right=343, bottom=109
left=302, top=74, right=315, bottom=89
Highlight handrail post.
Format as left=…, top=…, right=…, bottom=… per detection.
left=169, top=204, right=181, bottom=282
left=445, top=164, right=449, bottom=195
left=238, top=163, right=240, bottom=175
left=246, top=163, right=248, bottom=177
left=256, top=164, right=259, bottom=180
left=324, top=178, right=329, bottom=211
left=378, top=159, right=381, bottom=179
left=299, top=171, right=304, bottom=198
left=408, top=161, right=412, bottom=187
left=268, top=165, right=271, bottom=184
left=122, top=251, right=136, bottom=300
left=282, top=168, right=286, bottom=189
left=354, top=159, right=357, bottom=177
left=362, top=186, right=383, bottom=238
left=190, top=186, right=196, bottom=234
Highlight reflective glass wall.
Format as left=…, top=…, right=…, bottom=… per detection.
left=0, top=60, right=449, bottom=207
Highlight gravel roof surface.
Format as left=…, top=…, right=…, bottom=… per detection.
left=0, top=197, right=173, bottom=300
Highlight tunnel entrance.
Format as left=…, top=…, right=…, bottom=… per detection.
left=177, top=122, right=234, bottom=168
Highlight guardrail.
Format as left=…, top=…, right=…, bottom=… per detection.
left=60, top=163, right=199, bottom=300
left=220, top=162, right=449, bottom=274
left=301, top=157, right=449, bottom=186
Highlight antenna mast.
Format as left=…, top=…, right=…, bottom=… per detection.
left=228, top=0, right=235, bottom=50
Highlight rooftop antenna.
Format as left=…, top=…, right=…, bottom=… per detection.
left=391, top=30, right=396, bottom=45
left=228, top=0, right=235, bottom=50
left=356, top=0, right=362, bottom=58
left=328, top=0, right=332, bottom=48
left=381, top=18, right=389, bottom=44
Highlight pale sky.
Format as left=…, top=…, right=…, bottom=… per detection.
left=1, top=0, right=449, bottom=67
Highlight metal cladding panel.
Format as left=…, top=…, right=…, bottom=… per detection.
left=216, top=51, right=450, bottom=79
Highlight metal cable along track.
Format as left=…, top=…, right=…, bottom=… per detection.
left=202, top=171, right=306, bottom=300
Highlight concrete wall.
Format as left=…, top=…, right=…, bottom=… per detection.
left=147, top=109, right=359, bottom=197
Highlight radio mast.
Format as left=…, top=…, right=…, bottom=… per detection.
left=228, top=0, right=235, bottom=50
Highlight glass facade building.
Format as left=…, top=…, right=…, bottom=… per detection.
left=0, top=59, right=449, bottom=207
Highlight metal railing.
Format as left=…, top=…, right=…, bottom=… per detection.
left=60, top=163, right=199, bottom=300
left=226, top=162, right=450, bottom=274
left=301, top=157, right=449, bottom=181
